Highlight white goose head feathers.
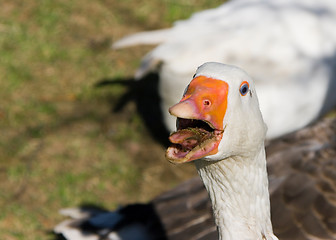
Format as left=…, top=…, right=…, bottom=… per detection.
left=166, top=62, right=267, bottom=163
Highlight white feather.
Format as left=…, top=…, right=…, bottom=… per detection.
left=113, top=0, right=336, bottom=139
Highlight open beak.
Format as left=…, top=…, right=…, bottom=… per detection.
left=165, top=76, right=229, bottom=164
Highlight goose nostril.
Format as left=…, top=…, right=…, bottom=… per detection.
left=203, top=99, right=211, bottom=106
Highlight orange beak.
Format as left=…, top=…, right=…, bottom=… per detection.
left=166, top=76, right=229, bottom=164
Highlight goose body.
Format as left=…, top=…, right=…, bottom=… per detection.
left=113, top=0, right=336, bottom=139
left=54, top=177, right=216, bottom=240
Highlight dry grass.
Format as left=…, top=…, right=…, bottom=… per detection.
left=0, top=0, right=222, bottom=239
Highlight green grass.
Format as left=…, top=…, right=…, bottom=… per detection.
left=0, top=0, right=224, bottom=239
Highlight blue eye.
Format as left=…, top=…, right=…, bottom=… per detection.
left=239, top=81, right=249, bottom=96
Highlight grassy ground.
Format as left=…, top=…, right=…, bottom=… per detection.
left=0, top=0, right=223, bottom=239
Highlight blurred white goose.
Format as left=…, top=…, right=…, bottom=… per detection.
left=113, top=0, right=336, bottom=139
left=165, top=62, right=277, bottom=239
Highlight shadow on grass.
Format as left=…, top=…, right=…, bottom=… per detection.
left=2, top=73, right=174, bottom=240
left=95, top=73, right=170, bottom=147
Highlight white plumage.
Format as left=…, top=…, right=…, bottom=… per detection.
left=114, top=0, right=336, bottom=139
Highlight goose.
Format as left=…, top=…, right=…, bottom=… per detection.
left=165, top=62, right=277, bottom=239
left=54, top=107, right=336, bottom=239
left=55, top=62, right=277, bottom=240
left=113, top=0, right=336, bottom=139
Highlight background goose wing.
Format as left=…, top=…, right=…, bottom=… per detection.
left=267, top=117, right=336, bottom=240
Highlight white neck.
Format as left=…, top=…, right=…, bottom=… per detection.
left=195, top=147, right=278, bottom=240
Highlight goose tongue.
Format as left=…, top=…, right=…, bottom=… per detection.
left=166, top=126, right=223, bottom=164
left=169, top=128, right=214, bottom=151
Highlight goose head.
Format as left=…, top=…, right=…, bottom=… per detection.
left=166, top=62, right=267, bottom=163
